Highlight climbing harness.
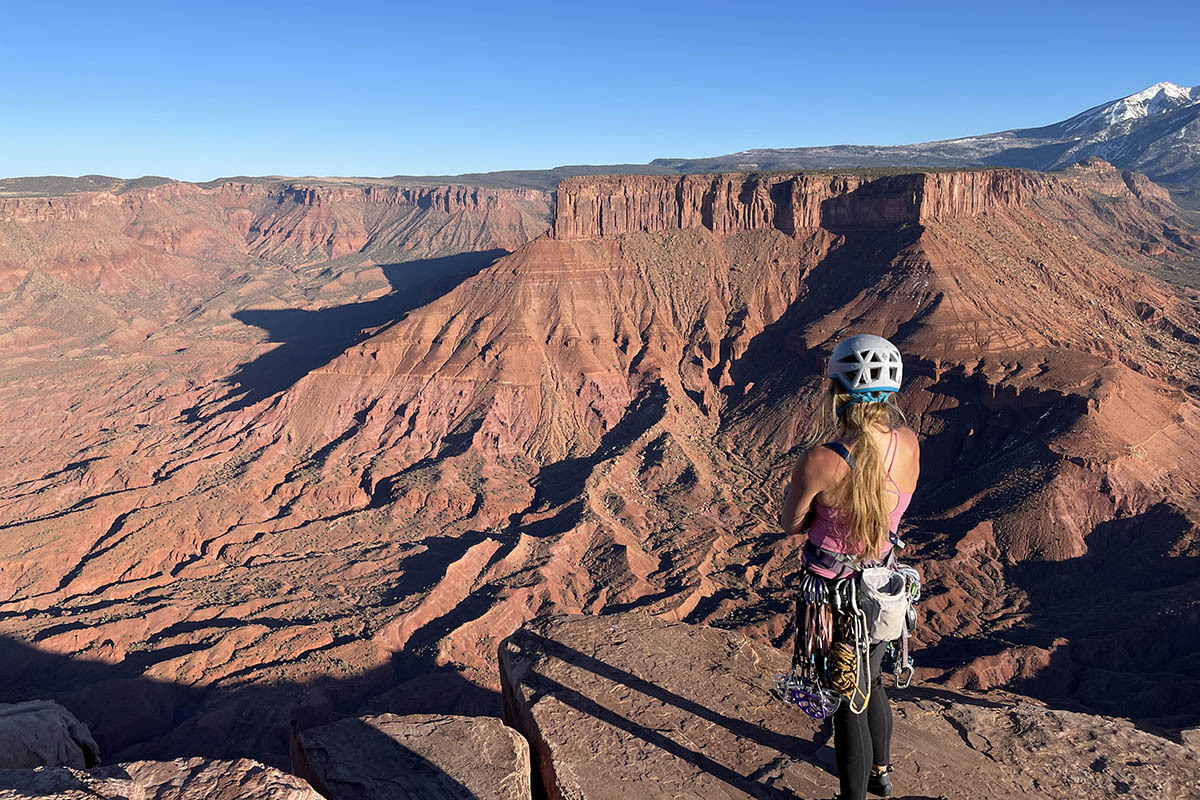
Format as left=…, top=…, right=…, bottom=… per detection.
left=777, top=570, right=875, bottom=718
left=776, top=537, right=922, bottom=716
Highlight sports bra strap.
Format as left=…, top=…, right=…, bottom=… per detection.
left=826, top=435, right=903, bottom=491
left=822, top=441, right=855, bottom=468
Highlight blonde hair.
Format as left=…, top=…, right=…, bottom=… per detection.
left=824, top=380, right=905, bottom=559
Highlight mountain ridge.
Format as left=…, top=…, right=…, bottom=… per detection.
left=5, top=82, right=1198, bottom=200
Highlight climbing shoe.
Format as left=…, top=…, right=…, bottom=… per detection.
left=868, top=764, right=893, bottom=797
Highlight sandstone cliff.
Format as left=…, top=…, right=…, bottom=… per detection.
left=0, top=180, right=551, bottom=293
left=551, top=160, right=1186, bottom=239
left=0, top=757, right=322, bottom=799
left=291, top=713, right=530, bottom=800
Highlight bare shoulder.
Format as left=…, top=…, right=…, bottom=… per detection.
left=799, top=443, right=847, bottom=482
left=897, top=426, right=921, bottom=476
left=896, top=425, right=920, bottom=449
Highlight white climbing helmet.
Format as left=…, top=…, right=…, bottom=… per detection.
left=827, top=334, right=903, bottom=395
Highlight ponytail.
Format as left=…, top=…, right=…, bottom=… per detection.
left=825, top=381, right=904, bottom=559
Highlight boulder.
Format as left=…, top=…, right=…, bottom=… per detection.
left=0, top=756, right=321, bottom=799
left=292, top=713, right=530, bottom=800
left=499, top=612, right=1200, bottom=800
left=0, top=701, right=99, bottom=769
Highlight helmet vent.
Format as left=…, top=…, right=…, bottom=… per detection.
left=826, top=333, right=904, bottom=395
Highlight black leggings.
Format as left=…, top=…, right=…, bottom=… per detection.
left=833, top=642, right=892, bottom=800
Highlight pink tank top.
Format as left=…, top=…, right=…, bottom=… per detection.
left=807, top=430, right=913, bottom=559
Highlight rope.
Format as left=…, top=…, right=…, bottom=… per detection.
left=844, top=581, right=872, bottom=715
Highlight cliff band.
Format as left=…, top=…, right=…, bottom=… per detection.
left=551, top=164, right=1173, bottom=238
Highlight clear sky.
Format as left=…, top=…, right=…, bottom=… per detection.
left=3, top=0, right=1197, bottom=181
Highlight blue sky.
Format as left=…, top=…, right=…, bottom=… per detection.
left=3, top=0, right=1197, bottom=181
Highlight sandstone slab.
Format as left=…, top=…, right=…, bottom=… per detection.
left=499, top=613, right=1200, bottom=800
left=292, top=713, right=530, bottom=800
left=0, top=756, right=320, bottom=799
left=0, top=700, right=99, bottom=769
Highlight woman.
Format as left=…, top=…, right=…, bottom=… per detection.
left=780, top=334, right=920, bottom=800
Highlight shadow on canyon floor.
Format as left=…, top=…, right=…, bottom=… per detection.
left=207, top=249, right=508, bottom=416
left=508, top=381, right=670, bottom=540
left=896, top=373, right=1200, bottom=736
left=1006, top=507, right=1200, bottom=734
left=721, top=223, right=925, bottom=420
left=506, top=629, right=831, bottom=800
left=0, top=629, right=497, bottom=774
left=913, top=503, right=1200, bottom=737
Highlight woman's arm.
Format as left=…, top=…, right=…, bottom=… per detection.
left=912, top=430, right=921, bottom=484
left=903, top=425, right=921, bottom=487
left=779, top=449, right=832, bottom=536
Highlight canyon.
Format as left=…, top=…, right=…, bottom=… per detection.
left=0, top=160, right=1198, bottom=794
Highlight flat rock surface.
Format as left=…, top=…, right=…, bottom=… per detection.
left=499, top=612, right=1200, bottom=800
left=293, top=712, right=530, bottom=800
left=0, top=756, right=320, bottom=799
left=0, top=700, right=99, bottom=769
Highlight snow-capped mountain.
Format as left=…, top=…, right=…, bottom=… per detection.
left=1054, top=82, right=1200, bottom=136
left=647, top=81, right=1200, bottom=199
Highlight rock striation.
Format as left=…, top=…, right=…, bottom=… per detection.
left=0, top=701, right=99, bottom=770
left=551, top=161, right=1182, bottom=239
left=499, top=613, right=1200, bottom=800
left=0, top=179, right=550, bottom=293
left=291, top=713, right=530, bottom=800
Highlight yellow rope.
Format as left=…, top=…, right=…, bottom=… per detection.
left=829, top=607, right=872, bottom=714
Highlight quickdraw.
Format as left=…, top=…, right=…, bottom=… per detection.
left=777, top=573, right=870, bottom=718
left=775, top=560, right=922, bottom=717
left=889, top=566, right=921, bottom=688
left=883, top=640, right=914, bottom=689
left=800, top=572, right=833, bottom=658
left=773, top=668, right=841, bottom=719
